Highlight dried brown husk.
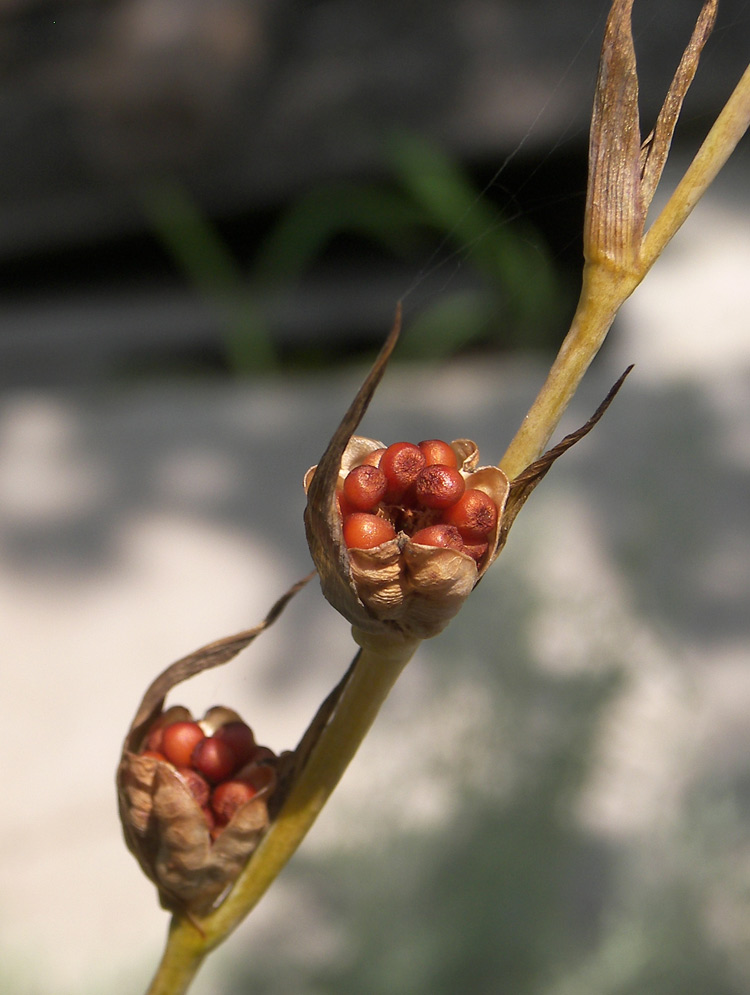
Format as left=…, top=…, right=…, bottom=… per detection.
left=305, top=435, right=510, bottom=640
left=119, top=706, right=277, bottom=916
left=117, top=575, right=310, bottom=916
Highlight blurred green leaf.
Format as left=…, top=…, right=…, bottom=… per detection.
left=399, top=291, right=496, bottom=360
left=252, top=183, right=426, bottom=283
left=141, top=180, right=277, bottom=374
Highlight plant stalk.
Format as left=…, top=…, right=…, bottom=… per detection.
left=499, top=261, right=639, bottom=478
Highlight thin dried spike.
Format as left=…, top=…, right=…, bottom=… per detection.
left=125, top=572, right=314, bottom=751
left=498, top=367, right=633, bottom=546
left=640, top=0, right=719, bottom=210
left=304, top=305, right=402, bottom=625
left=584, top=0, right=643, bottom=267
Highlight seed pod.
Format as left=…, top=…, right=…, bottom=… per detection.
left=117, top=576, right=309, bottom=916
left=305, top=433, right=509, bottom=640
left=119, top=705, right=278, bottom=916
left=304, top=306, right=629, bottom=641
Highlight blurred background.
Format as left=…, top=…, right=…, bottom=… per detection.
left=1, top=1, right=749, bottom=993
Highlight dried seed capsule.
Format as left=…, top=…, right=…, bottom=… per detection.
left=414, top=465, right=465, bottom=509
left=418, top=439, right=457, bottom=468
left=343, top=512, right=397, bottom=549
left=442, top=488, right=498, bottom=541
left=119, top=706, right=279, bottom=915
left=305, top=434, right=510, bottom=639
left=342, top=464, right=387, bottom=511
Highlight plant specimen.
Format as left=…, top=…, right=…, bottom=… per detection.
left=118, top=2, right=750, bottom=992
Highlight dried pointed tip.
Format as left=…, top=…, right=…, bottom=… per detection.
left=304, top=308, right=404, bottom=635
left=584, top=0, right=643, bottom=269
left=640, top=0, right=719, bottom=210
left=584, top=0, right=719, bottom=272
left=499, top=367, right=633, bottom=555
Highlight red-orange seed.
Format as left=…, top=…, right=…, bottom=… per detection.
left=212, top=722, right=256, bottom=768
left=342, top=513, right=397, bottom=549
left=462, top=541, right=489, bottom=563
left=443, top=488, right=498, bottom=541
left=343, top=464, right=387, bottom=511
left=379, top=442, right=426, bottom=499
left=418, top=439, right=457, bottom=468
left=141, top=749, right=169, bottom=763
left=411, top=524, right=465, bottom=551
left=161, top=722, right=205, bottom=768
left=414, top=465, right=465, bottom=509
left=211, top=779, right=258, bottom=824
left=337, top=488, right=356, bottom=519
left=191, top=737, right=238, bottom=783
left=145, top=725, right=165, bottom=753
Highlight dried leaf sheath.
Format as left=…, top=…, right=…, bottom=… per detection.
left=585, top=0, right=720, bottom=271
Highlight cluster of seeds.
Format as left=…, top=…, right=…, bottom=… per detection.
left=338, top=439, right=499, bottom=562
left=141, top=718, right=274, bottom=840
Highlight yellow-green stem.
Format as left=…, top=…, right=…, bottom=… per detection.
left=500, top=65, right=750, bottom=481
left=145, top=631, right=420, bottom=995
left=499, top=261, right=639, bottom=478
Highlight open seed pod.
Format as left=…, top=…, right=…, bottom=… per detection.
left=120, top=705, right=278, bottom=916
left=117, top=576, right=309, bottom=916
left=304, top=306, right=632, bottom=641
left=305, top=435, right=509, bottom=640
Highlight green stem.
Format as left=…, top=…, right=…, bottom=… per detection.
left=145, top=921, right=206, bottom=995
left=145, top=631, right=420, bottom=995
